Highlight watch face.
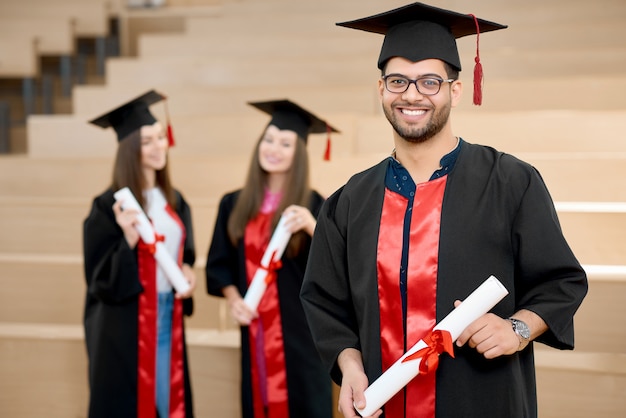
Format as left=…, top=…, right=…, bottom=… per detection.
left=513, top=319, right=530, bottom=339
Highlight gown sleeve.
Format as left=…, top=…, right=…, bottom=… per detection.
left=511, top=167, right=588, bottom=349
left=83, top=190, right=143, bottom=304
left=176, top=190, right=196, bottom=316
left=205, top=192, right=240, bottom=297
left=176, top=190, right=196, bottom=267
left=301, top=187, right=362, bottom=384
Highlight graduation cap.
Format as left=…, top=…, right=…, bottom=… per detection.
left=89, top=89, right=176, bottom=145
left=248, top=99, right=340, bottom=160
left=336, top=2, right=507, bottom=105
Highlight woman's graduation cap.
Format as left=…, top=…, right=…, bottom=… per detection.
left=89, top=89, right=176, bottom=145
left=248, top=99, right=340, bottom=160
left=336, top=2, right=507, bottom=105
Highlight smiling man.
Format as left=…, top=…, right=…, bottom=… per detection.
left=300, top=3, right=588, bottom=418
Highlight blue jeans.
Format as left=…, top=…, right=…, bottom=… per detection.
left=156, top=292, right=173, bottom=418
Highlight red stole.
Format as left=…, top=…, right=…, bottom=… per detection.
left=245, top=212, right=289, bottom=418
left=136, top=205, right=187, bottom=418
left=377, top=176, right=447, bottom=418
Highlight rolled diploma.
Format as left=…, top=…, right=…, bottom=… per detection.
left=243, top=215, right=292, bottom=312
left=113, top=187, right=190, bottom=294
left=357, top=275, right=509, bottom=417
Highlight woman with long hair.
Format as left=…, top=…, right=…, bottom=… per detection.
left=83, top=90, right=196, bottom=418
left=205, top=100, right=338, bottom=418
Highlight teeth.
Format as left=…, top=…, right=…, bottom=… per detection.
left=402, top=109, right=426, bottom=116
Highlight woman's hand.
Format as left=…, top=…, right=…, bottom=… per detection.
left=175, top=263, right=197, bottom=299
left=112, top=199, right=140, bottom=248
left=283, top=204, right=316, bottom=236
left=222, top=285, right=257, bottom=325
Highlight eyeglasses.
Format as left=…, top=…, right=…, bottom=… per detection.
left=382, top=74, right=455, bottom=95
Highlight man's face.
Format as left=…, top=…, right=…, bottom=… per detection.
left=378, top=57, right=461, bottom=144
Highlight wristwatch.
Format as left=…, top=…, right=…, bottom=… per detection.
left=507, top=318, right=530, bottom=351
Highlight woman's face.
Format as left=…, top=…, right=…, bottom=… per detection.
left=258, top=124, right=298, bottom=174
left=140, top=122, right=168, bottom=172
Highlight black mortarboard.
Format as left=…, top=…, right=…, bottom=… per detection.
left=249, top=99, right=340, bottom=160
left=336, top=2, right=507, bottom=105
left=89, top=89, right=175, bottom=144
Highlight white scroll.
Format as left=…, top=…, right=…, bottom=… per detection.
left=114, top=187, right=190, bottom=295
left=243, top=214, right=292, bottom=312
left=356, top=275, right=509, bottom=417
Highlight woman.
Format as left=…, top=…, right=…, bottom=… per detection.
left=205, top=100, right=338, bottom=418
left=83, top=90, right=196, bottom=418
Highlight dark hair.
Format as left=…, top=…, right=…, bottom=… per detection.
left=227, top=127, right=312, bottom=257
left=443, top=61, right=459, bottom=80
left=111, top=128, right=176, bottom=210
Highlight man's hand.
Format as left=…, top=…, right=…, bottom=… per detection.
left=455, top=301, right=547, bottom=359
left=337, top=348, right=383, bottom=418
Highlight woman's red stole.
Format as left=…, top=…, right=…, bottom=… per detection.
left=136, top=203, right=187, bottom=418
left=245, top=212, right=289, bottom=418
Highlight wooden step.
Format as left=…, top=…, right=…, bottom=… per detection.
left=102, top=46, right=626, bottom=92
left=70, top=83, right=379, bottom=118
left=0, top=244, right=623, bottom=352
left=69, top=77, right=626, bottom=119
left=0, top=38, right=39, bottom=79
left=0, top=17, right=75, bottom=56
left=0, top=0, right=109, bottom=38
left=0, top=323, right=623, bottom=417
left=0, top=254, right=230, bottom=330
left=4, top=198, right=626, bottom=265
left=209, top=0, right=624, bottom=25
left=535, top=348, right=626, bottom=418
left=158, top=15, right=624, bottom=53
left=571, top=265, right=626, bottom=353
left=4, top=148, right=626, bottom=204
left=0, top=323, right=241, bottom=418
left=24, top=106, right=626, bottom=159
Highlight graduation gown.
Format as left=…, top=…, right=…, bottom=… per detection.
left=300, top=141, right=588, bottom=418
left=205, top=190, right=332, bottom=418
left=83, top=188, right=195, bottom=418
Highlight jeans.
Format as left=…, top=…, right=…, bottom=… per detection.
left=156, top=291, right=173, bottom=418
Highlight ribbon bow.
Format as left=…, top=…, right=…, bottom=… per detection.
left=402, top=329, right=455, bottom=375
left=145, top=233, right=165, bottom=255
left=262, top=250, right=283, bottom=285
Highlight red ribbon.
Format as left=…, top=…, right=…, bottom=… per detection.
left=262, top=250, right=283, bottom=285
left=146, top=232, right=165, bottom=255
left=402, top=329, right=455, bottom=375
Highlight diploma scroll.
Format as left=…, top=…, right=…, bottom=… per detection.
left=356, top=275, right=509, bottom=417
left=114, top=187, right=191, bottom=295
left=243, top=215, right=292, bottom=312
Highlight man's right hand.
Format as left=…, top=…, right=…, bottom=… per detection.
left=337, top=348, right=383, bottom=418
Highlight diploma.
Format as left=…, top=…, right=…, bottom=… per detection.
left=114, top=187, right=191, bottom=295
left=243, top=214, right=292, bottom=312
left=356, top=275, right=509, bottom=417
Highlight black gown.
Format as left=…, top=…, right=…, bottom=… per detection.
left=301, top=140, right=588, bottom=418
left=205, top=190, right=332, bottom=418
left=83, top=188, right=195, bottom=418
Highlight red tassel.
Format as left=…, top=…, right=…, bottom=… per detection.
left=167, top=123, right=175, bottom=147
left=469, top=14, right=483, bottom=106
left=473, top=57, right=483, bottom=106
left=323, top=123, right=331, bottom=161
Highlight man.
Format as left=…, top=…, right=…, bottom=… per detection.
left=300, top=3, right=588, bottom=418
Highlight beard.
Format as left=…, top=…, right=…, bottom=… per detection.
left=383, top=99, right=452, bottom=144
